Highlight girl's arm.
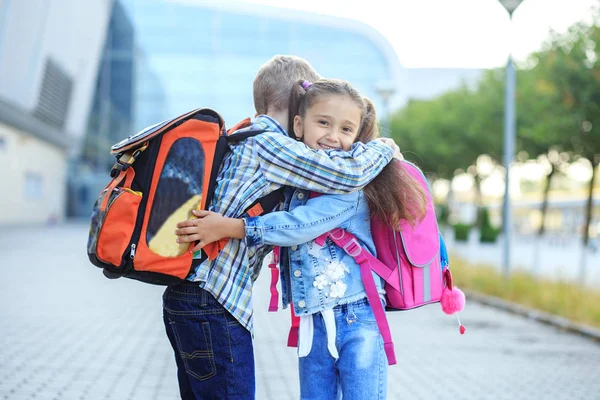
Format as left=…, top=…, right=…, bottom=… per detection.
left=175, top=192, right=359, bottom=251
left=245, top=192, right=359, bottom=247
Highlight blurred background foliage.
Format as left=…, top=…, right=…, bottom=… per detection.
left=391, top=12, right=600, bottom=248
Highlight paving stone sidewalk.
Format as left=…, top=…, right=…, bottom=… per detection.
left=1, top=223, right=599, bottom=399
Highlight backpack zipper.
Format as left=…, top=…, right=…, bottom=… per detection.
left=130, top=243, right=136, bottom=259
left=126, top=137, right=161, bottom=270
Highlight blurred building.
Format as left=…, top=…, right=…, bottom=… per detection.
left=0, top=0, right=112, bottom=225
left=81, top=1, right=135, bottom=167
left=0, top=0, right=482, bottom=224
left=105, top=0, right=406, bottom=132
left=68, top=0, right=140, bottom=218
left=81, top=0, right=481, bottom=173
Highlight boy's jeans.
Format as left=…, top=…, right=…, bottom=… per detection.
left=298, top=298, right=388, bottom=400
left=163, top=282, right=255, bottom=400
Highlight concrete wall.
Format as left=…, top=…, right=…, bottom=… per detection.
left=0, top=122, right=67, bottom=224
left=0, top=0, right=112, bottom=225
left=0, top=0, right=112, bottom=139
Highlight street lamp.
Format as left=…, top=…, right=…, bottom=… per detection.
left=376, top=81, right=396, bottom=138
left=498, top=0, right=523, bottom=278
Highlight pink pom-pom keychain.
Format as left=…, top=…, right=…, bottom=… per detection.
left=440, top=269, right=466, bottom=334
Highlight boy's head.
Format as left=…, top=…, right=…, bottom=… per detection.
left=253, top=55, right=320, bottom=116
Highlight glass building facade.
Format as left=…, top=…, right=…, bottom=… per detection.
left=83, top=1, right=136, bottom=168
left=84, top=0, right=401, bottom=169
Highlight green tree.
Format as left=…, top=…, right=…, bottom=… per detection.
left=529, top=18, right=600, bottom=248
left=389, top=12, right=600, bottom=249
left=390, top=94, right=470, bottom=180
left=390, top=75, right=505, bottom=227
left=517, top=66, right=573, bottom=236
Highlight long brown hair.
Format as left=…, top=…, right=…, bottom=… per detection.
left=289, top=78, right=428, bottom=227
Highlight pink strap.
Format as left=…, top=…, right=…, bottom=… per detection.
left=316, top=231, right=399, bottom=291
left=325, top=228, right=397, bottom=365
left=268, top=246, right=301, bottom=347
left=268, top=247, right=280, bottom=312
left=287, top=303, right=300, bottom=347
left=314, top=232, right=328, bottom=246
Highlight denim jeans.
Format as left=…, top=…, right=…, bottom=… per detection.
left=163, top=282, right=255, bottom=400
left=298, top=298, right=387, bottom=400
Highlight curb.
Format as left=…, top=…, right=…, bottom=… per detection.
left=465, top=290, right=600, bottom=343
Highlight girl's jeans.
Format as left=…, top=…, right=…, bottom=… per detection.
left=163, top=282, right=255, bottom=400
left=299, top=298, right=388, bottom=400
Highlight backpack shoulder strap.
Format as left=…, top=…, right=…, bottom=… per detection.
left=226, top=128, right=269, bottom=143
left=314, top=229, right=400, bottom=290
left=227, top=118, right=251, bottom=134
left=268, top=247, right=280, bottom=312
left=316, top=228, right=397, bottom=365
left=201, top=123, right=284, bottom=262
left=226, top=117, right=271, bottom=143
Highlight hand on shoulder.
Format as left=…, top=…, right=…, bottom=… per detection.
left=375, top=138, right=403, bottom=160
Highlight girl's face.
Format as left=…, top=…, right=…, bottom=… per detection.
left=293, top=94, right=362, bottom=151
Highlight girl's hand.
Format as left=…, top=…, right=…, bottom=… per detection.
left=175, top=210, right=245, bottom=253
left=377, top=138, right=403, bottom=160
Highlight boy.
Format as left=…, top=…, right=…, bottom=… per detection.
left=164, top=55, right=399, bottom=400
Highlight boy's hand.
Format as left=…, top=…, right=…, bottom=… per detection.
left=377, top=138, right=403, bottom=160
left=175, top=210, right=245, bottom=253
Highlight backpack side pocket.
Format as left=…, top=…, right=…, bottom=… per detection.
left=89, top=187, right=142, bottom=268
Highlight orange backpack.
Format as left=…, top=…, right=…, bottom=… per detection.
left=87, top=108, right=282, bottom=285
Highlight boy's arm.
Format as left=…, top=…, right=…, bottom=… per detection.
left=175, top=193, right=358, bottom=251
left=254, top=133, right=396, bottom=194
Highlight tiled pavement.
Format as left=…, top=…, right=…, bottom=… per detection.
left=1, top=223, right=599, bottom=400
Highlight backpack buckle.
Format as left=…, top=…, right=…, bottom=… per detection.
left=343, top=239, right=362, bottom=258
left=109, top=145, right=147, bottom=177
left=110, top=158, right=131, bottom=177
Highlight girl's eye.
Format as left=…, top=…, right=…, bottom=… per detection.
left=342, top=127, right=353, bottom=134
left=318, top=120, right=328, bottom=126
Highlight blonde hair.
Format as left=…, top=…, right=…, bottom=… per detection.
left=253, top=55, right=320, bottom=115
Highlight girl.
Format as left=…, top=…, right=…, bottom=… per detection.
left=176, top=79, right=427, bottom=399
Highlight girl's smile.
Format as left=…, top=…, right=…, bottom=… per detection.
left=294, top=94, right=362, bottom=152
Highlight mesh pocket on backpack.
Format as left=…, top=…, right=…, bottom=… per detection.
left=88, top=187, right=142, bottom=267
left=146, top=137, right=204, bottom=258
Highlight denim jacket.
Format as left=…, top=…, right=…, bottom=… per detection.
left=244, top=188, right=385, bottom=316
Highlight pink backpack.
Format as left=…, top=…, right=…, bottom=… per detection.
left=268, top=161, right=465, bottom=365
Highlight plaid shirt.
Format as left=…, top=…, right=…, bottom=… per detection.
left=187, top=115, right=393, bottom=333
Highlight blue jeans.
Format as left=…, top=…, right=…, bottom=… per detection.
left=299, top=298, right=388, bottom=400
left=163, top=282, right=255, bottom=399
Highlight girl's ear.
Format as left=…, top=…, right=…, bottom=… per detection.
left=293, top=116, right=303, bottom=140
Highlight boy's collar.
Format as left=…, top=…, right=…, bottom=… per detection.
left=256, top=114, right=287, bottom=135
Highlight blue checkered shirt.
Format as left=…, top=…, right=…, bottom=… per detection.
left=187, top=115, right=393, bottom=333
